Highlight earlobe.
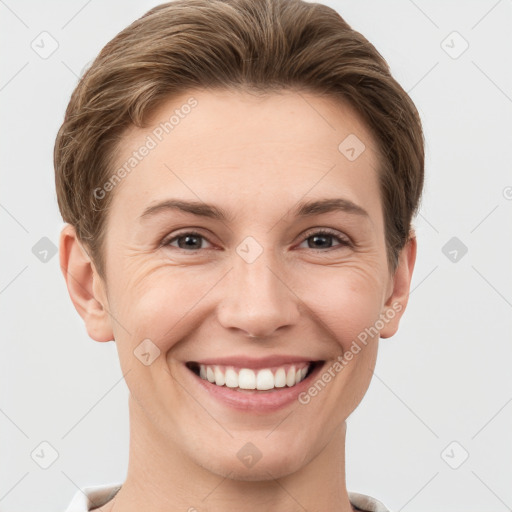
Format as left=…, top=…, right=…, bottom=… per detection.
left=59, top=223, right=114, bottom=342
left=379, top=233, right=417, bottom=339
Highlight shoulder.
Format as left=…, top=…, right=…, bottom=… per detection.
left=348, top=491, right=393, bottom=512
left=63, top=482, right=123, bottom=512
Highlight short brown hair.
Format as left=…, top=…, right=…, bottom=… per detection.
left=54, top=0, right=424, bottom=281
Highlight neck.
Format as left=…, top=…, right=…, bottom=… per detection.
left=107, top=394, right=355, bottom=512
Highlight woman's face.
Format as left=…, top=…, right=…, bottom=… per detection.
left=73, top=89, right=415, bottom=479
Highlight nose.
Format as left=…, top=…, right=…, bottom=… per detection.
left=216, top=245, right=301, bottom=339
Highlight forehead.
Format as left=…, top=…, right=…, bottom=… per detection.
left=107, top=88, right=382, bottom=224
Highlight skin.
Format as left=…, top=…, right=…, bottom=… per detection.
left=60, top=89, right=416, bottom=512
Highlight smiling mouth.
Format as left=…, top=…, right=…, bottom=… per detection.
left=185, top=360, right=323, bottom=392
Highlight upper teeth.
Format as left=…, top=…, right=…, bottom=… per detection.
left=198, top=363, right=310, bottom=390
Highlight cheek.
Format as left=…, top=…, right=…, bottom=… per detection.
left=297, top=263, right=385, bottom=352
left=109, top=247, right=387, bottom=355
left=112, top=262, right=216, bottom=350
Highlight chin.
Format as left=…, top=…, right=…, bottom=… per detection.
left=195, top=444, right=308, bottom=482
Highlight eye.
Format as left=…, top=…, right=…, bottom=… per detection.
left=297, top=229, right=351, bottom=250
left=164, top=231, right=213, bottom=251
left=162, top=228, right=352, bottom=253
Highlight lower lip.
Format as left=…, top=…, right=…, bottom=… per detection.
left=184, top=362, right=325, bottom=412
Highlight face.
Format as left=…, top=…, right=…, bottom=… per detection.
left=62, top=89, right=415, bottom=481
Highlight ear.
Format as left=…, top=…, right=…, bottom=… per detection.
left=59, top=223, right=114, bottom=342
left=379, top=232, right=417, bottom=339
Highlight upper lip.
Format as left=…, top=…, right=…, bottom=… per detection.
left=187, top=355, right=321, bottom=369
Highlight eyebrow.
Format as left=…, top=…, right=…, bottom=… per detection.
left=138, top=197, right=369, bottom=223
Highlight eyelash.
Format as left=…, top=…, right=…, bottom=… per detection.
left=162, top=228, right=352, bottom=253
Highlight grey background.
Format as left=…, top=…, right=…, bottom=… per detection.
left=1, top=1, right=511, bottom=511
